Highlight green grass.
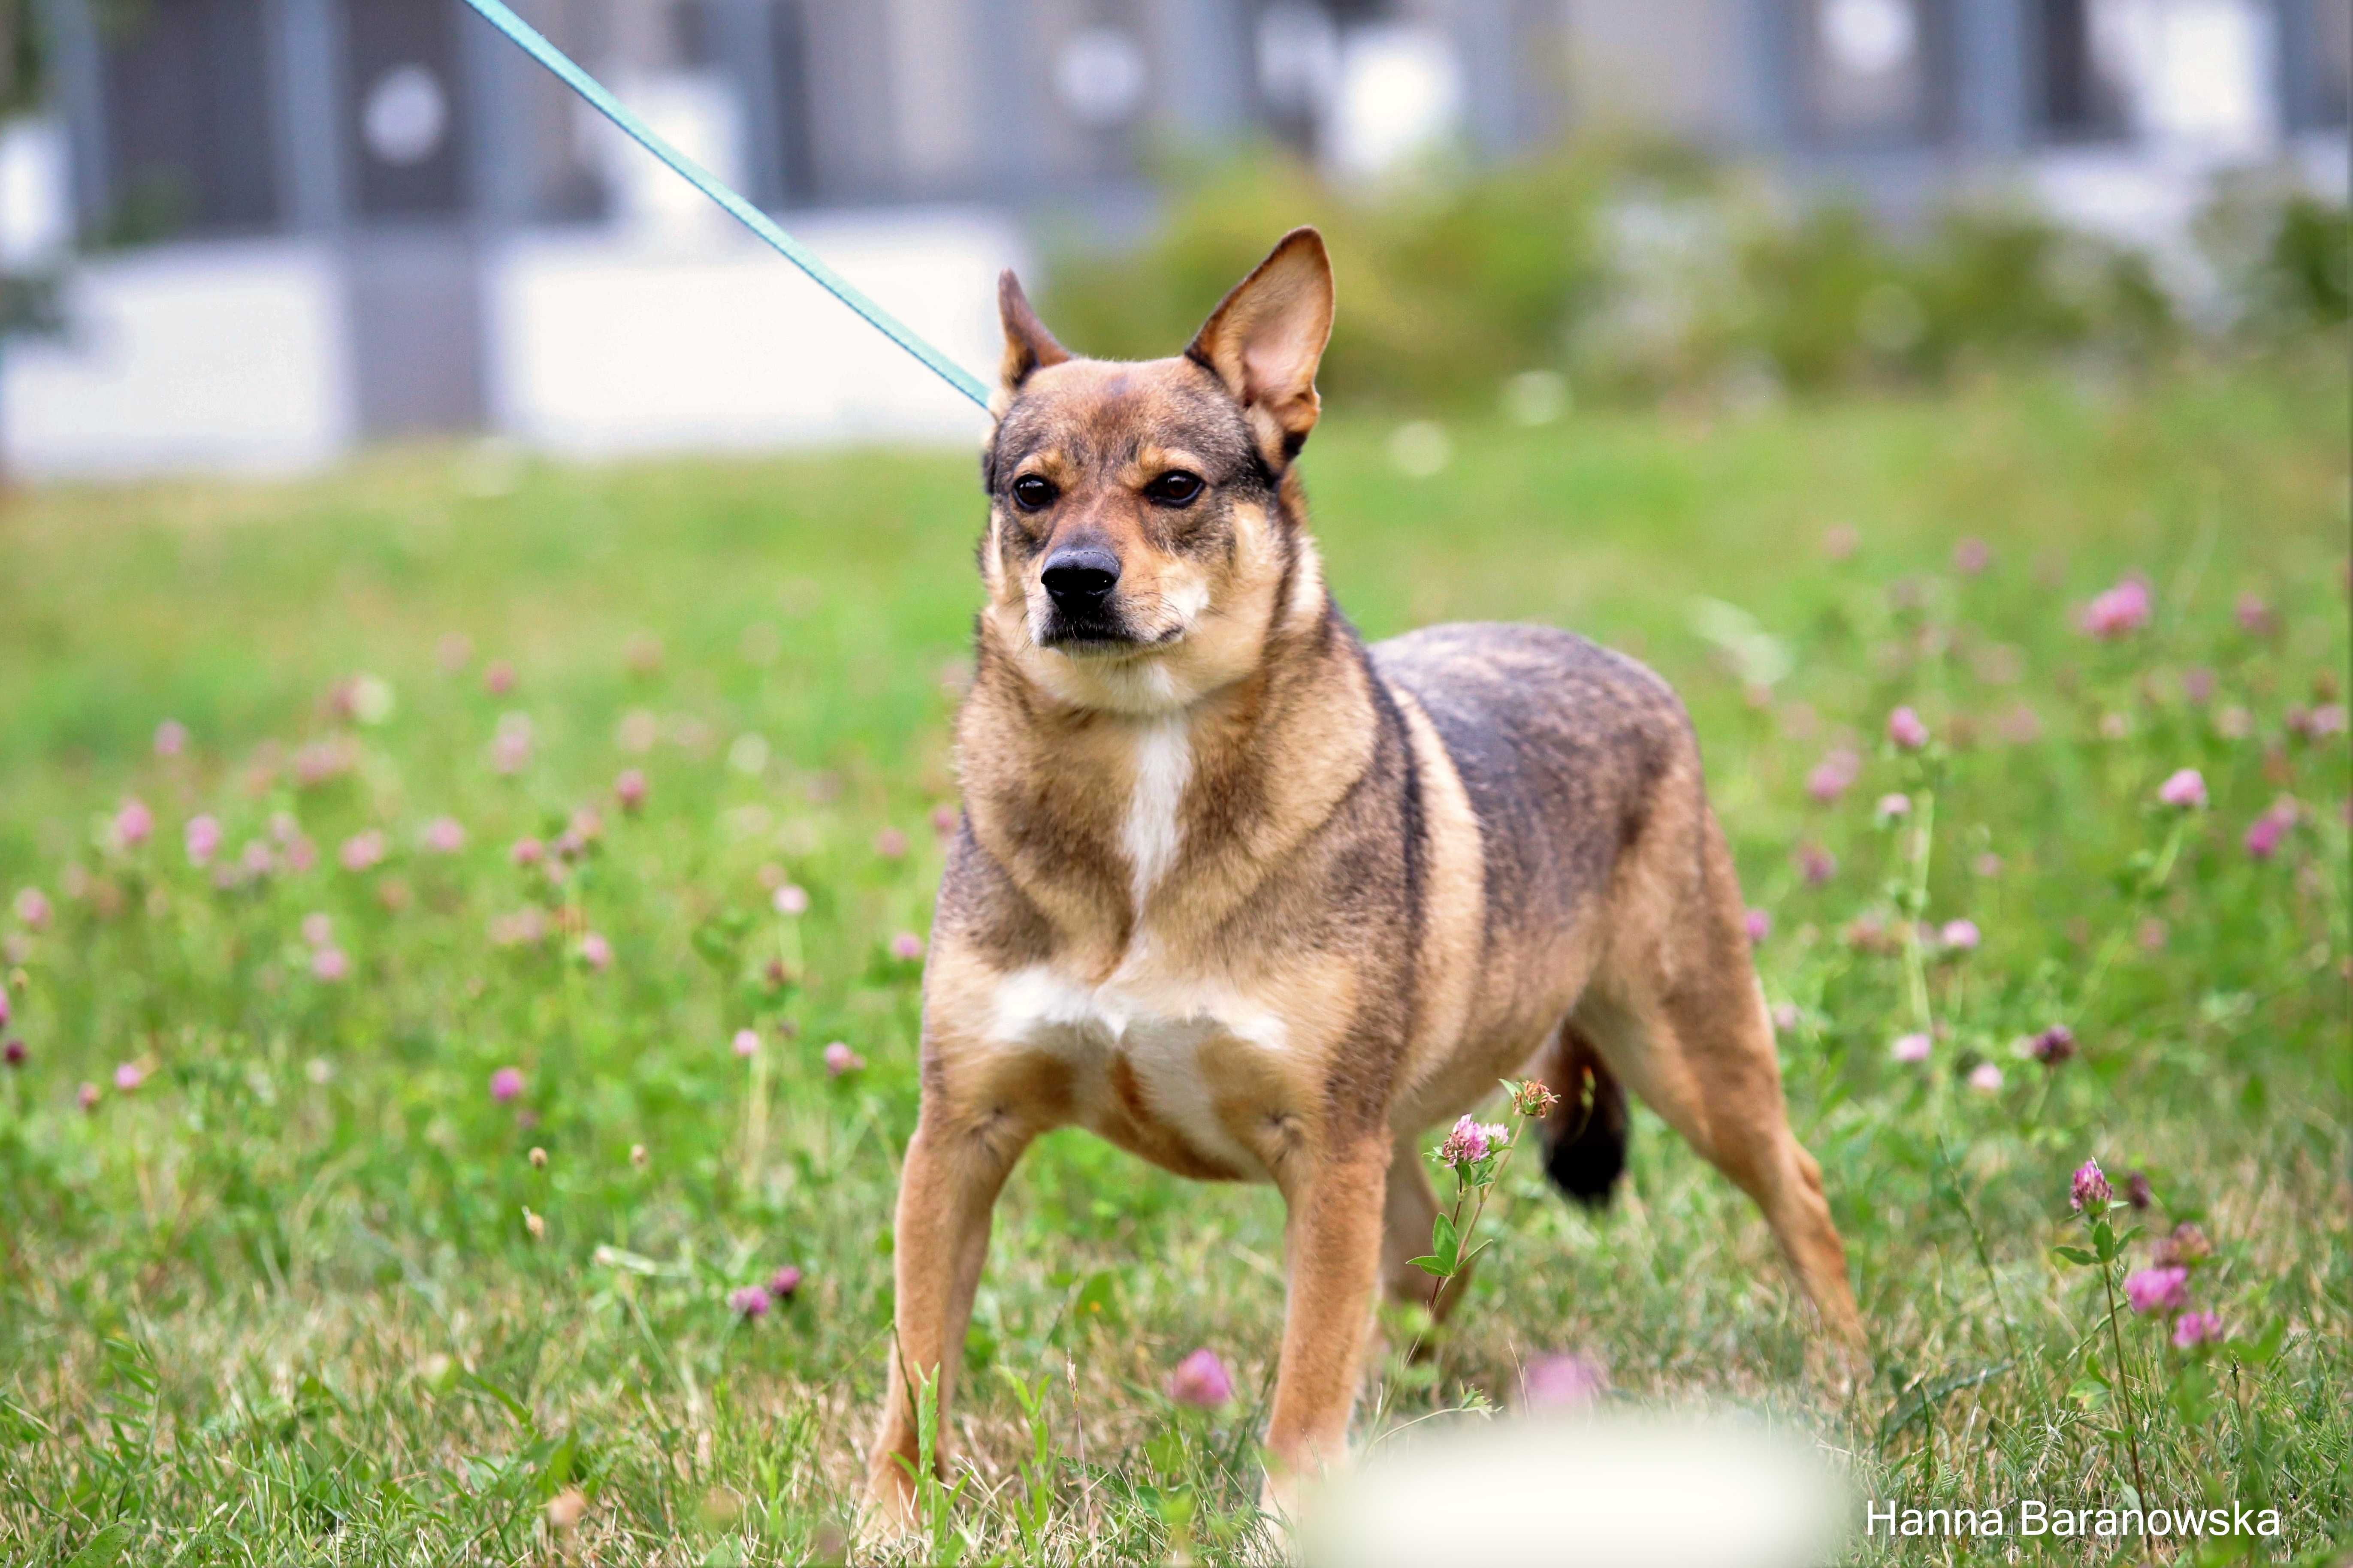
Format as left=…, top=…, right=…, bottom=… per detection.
left=0, top=356, right=2347, bottom=1565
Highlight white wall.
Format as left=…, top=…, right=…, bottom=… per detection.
left=0, top=116, right=71, bottom=268
left=484, top=207, right=1012, bottom=456
left=2, top=208, right=1017, bottom=479
left=1, top=239, right=355, bottom=479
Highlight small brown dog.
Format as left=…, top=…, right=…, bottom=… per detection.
left=864, top=228, right=1861, bottom=1529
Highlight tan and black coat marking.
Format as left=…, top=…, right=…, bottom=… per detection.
left=864, top=229, right=1862, bottom=1532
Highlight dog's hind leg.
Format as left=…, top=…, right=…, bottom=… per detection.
left=1578, top=808, right=1864, bottom=1351
left=1381, top=1131, right=1471, bottom=1327
left=1536, top=1019, right=1631, bottom=1207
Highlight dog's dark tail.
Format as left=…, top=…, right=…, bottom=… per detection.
left=1543, top=1030, right=1628, bottom=1207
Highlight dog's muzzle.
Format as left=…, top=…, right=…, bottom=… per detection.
left=1039, top=546, right=1130, bottom=646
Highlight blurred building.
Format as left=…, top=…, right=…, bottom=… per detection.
left=3, top=0, right=2345, bottom=476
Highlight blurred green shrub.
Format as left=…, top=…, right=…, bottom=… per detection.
left=1040, top=150, right=1625, bottom=408
left=2199, top=173, right=2351, bottom=335
left=1042, top=144, right=2340, bottom=411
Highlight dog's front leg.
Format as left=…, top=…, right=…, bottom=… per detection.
left=1262, top=1132, right=1391, bottom=1523
left=862, top=1107, right=1030, bottom=1535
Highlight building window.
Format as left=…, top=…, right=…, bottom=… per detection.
left=2035, top=0, right=2129, bottom=140
left=2300, top=0, right=2351, bottom=127
left=99, top=0, right=279, bottom=241
left=344, top=0, right=470, bottom=220
left=1791, top=0, right=1954, bottom=148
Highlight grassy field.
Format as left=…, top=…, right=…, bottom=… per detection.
left=0, top=356, right=2346, bottom=1565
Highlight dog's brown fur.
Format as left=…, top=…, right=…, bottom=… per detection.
left=864, top=229, right=1862, bottom=1530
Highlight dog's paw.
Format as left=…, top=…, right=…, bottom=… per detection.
left=1806, top=1327, right=1872, bottom=1400
left=853, top=1456, right=922, bottom=1559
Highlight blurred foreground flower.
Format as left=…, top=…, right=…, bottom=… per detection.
left=1887, top=706, right=1928, bottom=750
left=113, top=1062, right=144, bottom=1092
left=1874, top=793, right=1911, bottom=823
left=823, top=1041, right=864, bottom=1076
left=346, top=674, right=396, bottom=725
left=1967, top=1062, right=2003, bottom=1092
left=773, top=884, right=809, bottom=916
left=154, top=719, right=188, bottom=756
left=889, top=932, right=924, bottom=962
left=732, top=1028, right=760, bottom=1058
left=339, top=831, right=387, bottom=873
left=1889, top=1033, right=1931, bottom=1064
left=489, top=908, right=547, bottom=947
left=767, top=1265, right=802, bottom=1301
left=12, top=887, right=49, bottom=929
left=78, top=1082, right=99, bottom=1112
left=114, top=799, right=154, bottom=849
left=615, top=769, right=648, bottom=813
left=3, top=1040, right=24, bottom=1068
left=2154, top=1222, right=2212, bottom=1266
left=578, top=932, right=612, bottom=971
left=311, top=947, right=349, bottom=982
left=2070, top=1158, right=2111, bottom=1212
left=184, top=815, right=221, bottom=867
left=293, top=737, right=358, bottom=788
left=1743, top=909, right=1770, bottom=944
left=2125, top=1266, right=2189, bottom=1315
left=2243, top=799, right=2296, bottom=859
left=728, top=1285, right=770, bottom=1319
left=2027, top=1024, right=2076, bottom=1064
left=1804, top=748, right=1859, bottom=804
left=2289, top=702, right=2346, bottom=738
left=490, top=1066, right=524, bottom=1103
left=2172, top=1310, right=2225, bottom=1349
left=1166, top=1348, right=1233, bottom=1408
left=1938, top=919, right=1980, bottom=952
left=490, top=715, right=532, bottom=773
left=1521, top=1351, right=1605, bottom=1412
left=875, top=828, right=909, bottom=859
left=2157, top=768, right=2208, bottom=809
left=421, top=816, right=466, bottom=854
left=2080, top=576, right=2151, bottom=639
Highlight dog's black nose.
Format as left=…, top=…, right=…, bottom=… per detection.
left=1042, top=546, right=1121, bottom=610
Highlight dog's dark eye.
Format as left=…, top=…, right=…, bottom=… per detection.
left=1143, top=470, right=1203, bottom=507
left=1011, top=474, right=1057, bottom=512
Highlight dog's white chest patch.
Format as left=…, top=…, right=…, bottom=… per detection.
left=1122, top=718, right=1190, bottom=906
left=987, top=960, right=1287, bottom=1173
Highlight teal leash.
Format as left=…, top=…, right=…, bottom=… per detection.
left=457, top=0, right=994, bottom=410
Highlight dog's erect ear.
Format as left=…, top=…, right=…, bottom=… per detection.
left=1186, top=227, right=1334, bottom=459
left=998, top=270, right=1070, bottom=397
